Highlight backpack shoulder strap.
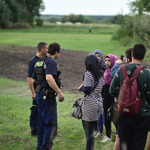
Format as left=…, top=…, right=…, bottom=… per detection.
left=38, top=55, right=49, bottom=62
left=133, top=65, right=145, bottom=79
left=120, top=65, right=128, bottom=79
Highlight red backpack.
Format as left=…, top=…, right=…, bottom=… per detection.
left=118, top=65, right=145, bottom=116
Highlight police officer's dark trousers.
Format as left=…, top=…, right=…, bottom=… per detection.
left=30, top=99, right=38, bottom=136
left=36, top=90, right=57, bottom=150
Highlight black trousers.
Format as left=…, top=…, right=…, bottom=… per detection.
left=103, top=97, right=116, bottom=138
left=118, top=114, right=150, bottom=150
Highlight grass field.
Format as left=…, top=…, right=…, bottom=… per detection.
left=0, top=25, right=150, bottom=149
left=0, top=27, right=144, bottom=59
left=0, top=78, right=116, bottom=150
left=0, top=78, right=149, bottom=150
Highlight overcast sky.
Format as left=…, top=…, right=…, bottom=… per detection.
left=41, top=0, right=134, bottom=16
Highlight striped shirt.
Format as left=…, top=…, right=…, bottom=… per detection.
left=82, top=71, right=104, bottom=121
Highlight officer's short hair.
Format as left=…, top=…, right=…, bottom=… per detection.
left=132, top=43, right=146, bottom=60
left=37, top=42, right=48, bottom=52
left=48, top=43, right=60, bottom=55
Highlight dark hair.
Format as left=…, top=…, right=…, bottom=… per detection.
left=132, top=43, right=146, bottom=60
left=37, top=42, right=48, bottom=52
left=125, top=48, right=132, bottom=61
left=48, top=42, right=60, bottom=55
left=120, top=55, right=125, bottom=60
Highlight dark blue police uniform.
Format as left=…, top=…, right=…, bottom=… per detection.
left=27, top=55, right=40, bottom=136
left=33, top=56, right=58, bottom=150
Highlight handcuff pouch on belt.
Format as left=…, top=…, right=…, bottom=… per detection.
left=43, top=88, right=55, bottom=103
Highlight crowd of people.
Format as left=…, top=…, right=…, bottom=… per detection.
left=27, top=42, right=150, bottom=150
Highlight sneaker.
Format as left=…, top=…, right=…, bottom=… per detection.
left=56, top=133, right=61, bottom=137
left=95, top=132, right=104, bottom=138
left=94, top=130, right=99, bottom=136
left=111, top=129, right=116, bottom=133
left=101, top=135, right=111, bottom=143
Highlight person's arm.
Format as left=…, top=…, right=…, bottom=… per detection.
left=77, top=72, right=92, bottom=95
left=46, top=74, right=64, bottom=102
left=80, top=86, right=92, bottom=95
left=109, top=69, right=121, bottom=97
left=111, top=60, right=124, bottom=78
left=27, top=77, right=36, bottom=100
left=110, top=63, right=120, bottom=78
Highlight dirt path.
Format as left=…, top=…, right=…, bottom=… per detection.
left=0, top=44, right=149, bottom=93
left=0, top=44, right=88, bottom=93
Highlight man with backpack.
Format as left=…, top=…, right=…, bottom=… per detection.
left=109, top=43, right=150, bottom=150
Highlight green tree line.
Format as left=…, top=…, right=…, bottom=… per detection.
left=112, top=0, right=150, bottom=47
left=0, top=0, right=44, bottom=29
left=48, top=14, right=124, bottom=24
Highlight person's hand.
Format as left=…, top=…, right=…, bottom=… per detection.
left=57, top=91, right=64, bottom=102
left=77, top=84, right=84, bottom=91
left=116, top=59, right=124, bottom=65
left=32, top=92, right=36, bottom=100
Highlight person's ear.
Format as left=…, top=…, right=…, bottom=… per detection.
left=41, top=47, right=44, bottom=52
left=127, top=58, right=131, bottom=63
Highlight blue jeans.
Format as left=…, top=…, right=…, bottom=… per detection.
left=118, top=114, right=150, bottom=150
left=36, top=91, right=57, bottom=150
left=82, top=120, right=97, bottom=150
left=97, top=110, right=105, bottom=133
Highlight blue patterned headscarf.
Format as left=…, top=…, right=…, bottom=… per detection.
left=94, top=49, right=106, bottom=71
left=94, top=49, right=106, bottom=77
left=85, top=53, right=101, bottom=83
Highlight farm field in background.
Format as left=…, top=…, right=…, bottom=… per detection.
left=0, top=23, right=143, bottom=59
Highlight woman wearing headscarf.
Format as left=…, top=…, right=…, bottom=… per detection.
left=94, top=49, right=106, bottom=138
left=77, top=53, right=104, bottom=150
left=94, top=49, right=106, bottom=75
left=101, top=54, right=119, bottom=143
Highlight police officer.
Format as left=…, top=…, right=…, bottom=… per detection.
left=27, top=42, right=48, bottom=136
left=32, top=42, right=64, bottom=150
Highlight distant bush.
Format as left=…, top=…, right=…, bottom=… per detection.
left=111, top=14, right=150, bottom=47
left=8, top=22, right=30, bottom=29
left=35, top=18, right=43, bottom=27
left=144, top=33, right=150, bottom=48
left=123, top=16, right=134, bottom=37
left=120, top=36, right=131, bottom=46
left=112, top=27, right=128, bottom=40
left=134, top=15, right=150, bottom=40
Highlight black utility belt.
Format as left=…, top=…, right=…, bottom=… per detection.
left=35, top=85, right=55, bottom=95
